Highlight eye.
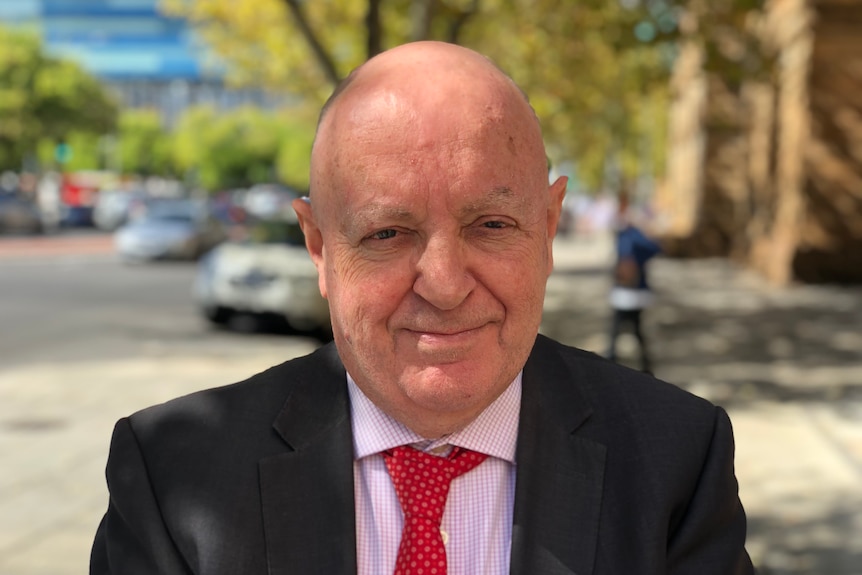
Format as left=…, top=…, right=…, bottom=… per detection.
left=482, top=220, right=508, bottom=229
left=368, top=229, right=398, bottom=240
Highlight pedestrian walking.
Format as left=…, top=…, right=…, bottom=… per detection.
left=606, top=193, right=662, bottom=373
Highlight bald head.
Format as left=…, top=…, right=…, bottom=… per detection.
left=293, top=41, right=568, bottom=438
left=309, top=41, right=548, bottom=216
left=317, top=41, right=530, bottom=125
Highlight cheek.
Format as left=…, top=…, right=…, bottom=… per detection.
left=484, top=250, right=549, bottom=319
left=485, top=239, right=548, bottom=283
left=326, top=253, right=413, bottom=327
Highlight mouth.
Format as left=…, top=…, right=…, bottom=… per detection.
left=405, top=323, right=490, bottom=345
left=414, top=325, right=478, bottom=335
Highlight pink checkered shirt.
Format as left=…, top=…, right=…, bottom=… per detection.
left=348, top=373, right=520, bottom=575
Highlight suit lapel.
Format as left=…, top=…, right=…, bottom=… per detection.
left=259, top=345, right=358, bottom=575
left=253, top=338, right=608, bottom=574
left=510, top=336, right=607, bottom=575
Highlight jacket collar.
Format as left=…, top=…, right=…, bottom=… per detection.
left=260, top=344, right=358, bottom=575
left=510, top=335, right=607, bottom=575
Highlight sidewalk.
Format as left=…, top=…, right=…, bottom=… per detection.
left=546, top=235, right=862, bottom=574
left=1, top=234, right=860, bottom=574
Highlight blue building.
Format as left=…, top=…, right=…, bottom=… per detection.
left=0, top=0, right=278, bottom=123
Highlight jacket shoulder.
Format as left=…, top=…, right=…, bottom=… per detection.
left=126, top=343, right=344, bottom=443
left=532, top=335, right=714, bottom=413
left=528, top=334, right=723, bottom=460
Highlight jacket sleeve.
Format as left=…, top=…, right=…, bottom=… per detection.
left=90, top=418, right=192, bottom=575
left=667, top=407, right=754, bottom=574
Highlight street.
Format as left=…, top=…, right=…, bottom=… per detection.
left=1, top=232, right=861, bottom=574
left=0, top=233, right=324, bottom=574
left=0, top=238, right=318, bottom=369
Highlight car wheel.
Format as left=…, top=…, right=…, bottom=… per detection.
left=227, top=312, right=263, bottom=333
left=202, top=305, right=232, bottom=325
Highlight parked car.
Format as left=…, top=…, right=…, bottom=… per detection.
left=0, top=193, right=43, bottom=235
left=114, top=198, right=225, bottom=262
left=242, top=183, right=303, bottom=220
left=193, top=217, right=330, bottom=337
left=93, top=188, right=147, bottom=231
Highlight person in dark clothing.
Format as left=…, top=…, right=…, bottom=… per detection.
left=606, top=196, right=662, bottom=373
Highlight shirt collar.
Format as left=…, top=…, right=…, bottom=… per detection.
left=348, top=372, right=521, bottom=464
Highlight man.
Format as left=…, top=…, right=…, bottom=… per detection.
left=91, top=41, right=753, bottom=574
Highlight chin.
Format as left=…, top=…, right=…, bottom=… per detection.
left=401, top=364, right=504, bottom=409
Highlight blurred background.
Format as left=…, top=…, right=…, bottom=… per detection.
left=0, top=0, right=860, bottom=574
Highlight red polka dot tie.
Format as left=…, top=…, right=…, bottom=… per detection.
left=383, top=445, right=488, bottom=575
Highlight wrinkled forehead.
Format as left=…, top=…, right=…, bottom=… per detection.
left=316, top=75, right=542, bottom=170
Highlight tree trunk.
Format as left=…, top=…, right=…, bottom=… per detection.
left=366, top=0, right=383, bottom=58
left=281, top=0, right=341, bottom=87
left=658, top=0, right=862, bottom=284
left=792, top=0, right=862, bottom=282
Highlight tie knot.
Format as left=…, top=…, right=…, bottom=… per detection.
left=383, top=445, right=487, bottom=523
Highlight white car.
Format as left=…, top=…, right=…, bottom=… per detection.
left=193, top=219, right=330, bottom=337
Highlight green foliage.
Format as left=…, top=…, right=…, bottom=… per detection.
left=160, top=0, right=487, bottom=105
left=687, top=0, right=769, bottom=89
left=36, top=132, right=110, bottom=172
left=274, top=112, right=315, bottom=190
left=161, top=0, right=679, bottom=193
left=60, top=132, right=102, bottom=171
left=0, top=25, right=118, bottom=171
left=462, top=0, right=677, bottom=190
left=171, top=105, right=312, bottom=191
left=117, top=109, right=176, bottom=176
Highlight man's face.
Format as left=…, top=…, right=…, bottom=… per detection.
left=299, top=80, right=565, bottom=437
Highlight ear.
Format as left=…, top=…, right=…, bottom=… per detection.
left=547, top=176, right=568, bottom=238
left=292, top=196, right=328, bottom=299
left=545, top=176, right=568, bottom=273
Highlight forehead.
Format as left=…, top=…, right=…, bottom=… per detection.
left=334, top=87, right=537, bottom=174
left=337, top=123, right=530, bottom=203
left=311, top=54, right=547, bottom=220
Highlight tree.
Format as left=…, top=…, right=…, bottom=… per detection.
left=273, top=111, right=315, bottom=190
left=117, top=109, right=176, bottom=176
left=172, top=105, right=286, bottom=190
left=161, top=0, right=484, bottom=98
left=465, top=0, right=677, bottom=190
left=658, top=0, right=862, bottom=284
left=161, top=0, right=674, bottom=191
left=0, top=25, right=118, bottom=171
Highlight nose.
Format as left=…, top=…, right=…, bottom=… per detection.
left=412, top=236, right=476, bottom=310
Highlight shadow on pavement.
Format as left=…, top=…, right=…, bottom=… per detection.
left=543, top=253, right=862, bottom=574
left=544, top=256, right=862, bottom=407
left=747, top=498, right=862, bottom=575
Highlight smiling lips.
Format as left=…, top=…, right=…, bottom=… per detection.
left=406, top=323, right=491, bottom=350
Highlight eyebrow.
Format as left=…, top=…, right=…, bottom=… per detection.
left=458, top=186, right=528, bottom=217
left=341, top=186, right=528, bottom=234
left=341, top=203, right=415, bottom=236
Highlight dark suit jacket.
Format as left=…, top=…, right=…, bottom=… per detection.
left=90, top=335, right=753, bottom=574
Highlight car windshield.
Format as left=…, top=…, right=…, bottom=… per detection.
left=149, top=213, right=193, bottom=223
left=142, top=200, right=197, bottom=223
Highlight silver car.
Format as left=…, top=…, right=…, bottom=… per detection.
left=193, top=218, right=330, bottom=337
left=93, top=189, right=147, bottom=231
left=114, top=198, right=225, bottom=262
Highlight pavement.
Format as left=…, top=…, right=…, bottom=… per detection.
left=0, top=234, right=114, bottom=259
left=1, top=233, right=861, bottom=574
